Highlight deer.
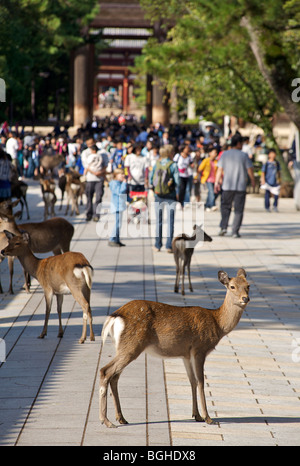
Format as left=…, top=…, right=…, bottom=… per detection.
left=39, top=154, right=65, bottom=177
left=40, top=178, right=57, bottom=220
left=10, top=167, right=30, bottom=220
left=64, top=172, right=82, bottom=216
left=172, top=224, right=213, bottom=295
left=0, top=211, right=74, bottom=293
left=1, top=230, right=95, bottom=344
left=99, top=268, right=250, bottom=428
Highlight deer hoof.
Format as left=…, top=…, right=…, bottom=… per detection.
left=194, top=414, right=205, bottom=422
left=78, top=338, right=85, bottom=344
left=101, top=418, right=117, bottom=428
left=205, top=416, right=216, bottom=425
left=38, top=334, right=46, bottom=339
left=117, top=416, right=128, bottom=425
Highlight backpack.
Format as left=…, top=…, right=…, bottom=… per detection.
left=153, top=160, right=175, bottom=197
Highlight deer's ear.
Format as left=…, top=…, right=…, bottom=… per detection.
left=3, top=230, right=15, bottom=240
left=21, top=232, right=30, bottom=243
left=237, top=268, right=247, bottom=278
left=218, top=270, right=230, bottom=286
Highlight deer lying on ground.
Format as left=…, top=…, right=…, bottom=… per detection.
left=99, top=268, right=250, bottom=428
left=0, top=212, right=74, bottom=293
left=40, top=179, right=57, bottom=220
left=2, top=230, right=95, bottom=344
left=172, top=224, right=212, bottom=295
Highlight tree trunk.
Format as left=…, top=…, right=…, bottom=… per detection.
left=241, top=16, right=300, bottom=131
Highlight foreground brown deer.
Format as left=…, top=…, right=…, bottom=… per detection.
left=0, top=212, right=74, bottom=293
left=2, top=230, right=95, bottom=344
left=99, top=268, right=250, bottom=428
left=172, top=224, right=213, bottom=295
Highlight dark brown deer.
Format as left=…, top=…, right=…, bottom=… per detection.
left=40, top=154, right=65, bottom=177
left=10, top=167, right=30, bottom=219
left=99, top=268, right=250, bottom=428
left=2, top=230, right=94, bottom=344
left=172, top=224, right=212, bottom=295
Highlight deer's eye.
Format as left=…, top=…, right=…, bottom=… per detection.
left=230, top=285, right=235, bottom=290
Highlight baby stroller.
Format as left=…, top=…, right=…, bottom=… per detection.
left=127, top=190, right=148, bottom=225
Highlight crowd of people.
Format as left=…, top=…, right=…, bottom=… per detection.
left=0, top=116, right=284, bottom=248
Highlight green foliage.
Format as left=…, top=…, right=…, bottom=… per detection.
left=0, top=0, right=99, bottom=121
left=138, top=0, right=299, bottom=125
left=135, top=0, right=300, bottom=181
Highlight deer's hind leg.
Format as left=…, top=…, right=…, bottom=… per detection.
left=99, top=352, right=137, bottom=428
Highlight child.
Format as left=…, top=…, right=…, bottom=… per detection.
left=108, top=168, right=127, bottom=247
left=261, top=149, right=281, bottom=212
left=198, top=147, right=219, bottom=211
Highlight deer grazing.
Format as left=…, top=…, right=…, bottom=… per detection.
left=0, top=211, right=74, bottom=293
left=2, top=230, right=95, bottom=344
left=40, top=178, right=57, bottom=220
left=99, top=268, right=250, bottom=428
left=172, top=224, right=212, bottom=295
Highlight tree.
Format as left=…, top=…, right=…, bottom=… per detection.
left=136, top=0, right=300, bottom=181
left=0, top=0, right=99, bottom=121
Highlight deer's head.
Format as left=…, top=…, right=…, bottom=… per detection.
left=1, top=230, right=30, bottom=257
left=218, top=268, right=250, bottom=308
left=193, top=224, right=213, bottom=243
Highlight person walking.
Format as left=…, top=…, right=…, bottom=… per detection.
left=0, top=148, right=11, bottom=202
left=150, top=144, right=179, bottom=252
left=260, top=149, right=281, bottom=212
left=83, top=144, right=107, bottom=222
left=214, top=133, right=255, bottom=238
left=108, top=168, right=127, bottom=247
left=124, top=142, right=149, bottom=192
left=199, top=147, right=218, bottom=211
left=176, top=145, right=193, bottom=207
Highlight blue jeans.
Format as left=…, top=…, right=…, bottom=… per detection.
left=205, top=182, right=216, bottom=208
left=265, top=189, right=278, bottom=209
left=154, top=196, right=176, bottom=250
left=110, top=211, right=123, bottom=243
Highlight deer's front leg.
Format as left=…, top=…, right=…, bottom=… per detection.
left=39, top=290, right=53, bottom=339
left=194, top=353, right=216, bottom=425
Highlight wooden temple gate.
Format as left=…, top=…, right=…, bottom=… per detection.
left=71, top=0, right=170, bottom=127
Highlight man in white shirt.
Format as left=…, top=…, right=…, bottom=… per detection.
left=124, top=143, right=149, bottom=192
left=6, top=131, right=19, bottom=169
left=81, top=139, right=107, bottom=221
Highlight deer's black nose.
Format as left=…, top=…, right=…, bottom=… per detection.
left=1, top=249, right=5, bottom=255
left=242, top=296, right=250, bottom=303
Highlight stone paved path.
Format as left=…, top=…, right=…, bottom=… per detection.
left=0, top=180, right=300, bottom=446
